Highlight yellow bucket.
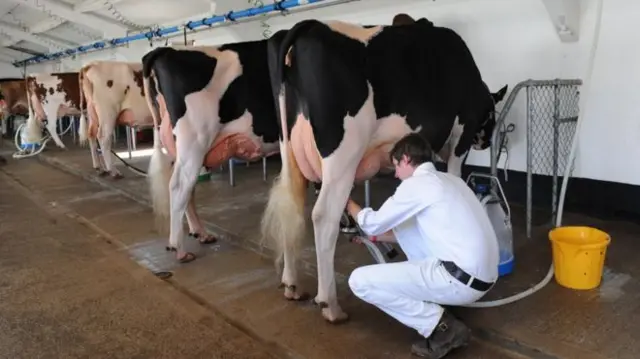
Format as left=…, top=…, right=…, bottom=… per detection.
left=548, top=226, right=611, bottom=290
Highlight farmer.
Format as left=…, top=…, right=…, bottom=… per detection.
left=346, top=133, right=500, bottom=359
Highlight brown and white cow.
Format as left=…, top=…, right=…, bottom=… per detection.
left=77, top=60, right=151, bottom=178
left=76, top=60, right=217, bottom=243
left=0, top=79, right=29, bottom=119
left=0, top=79, right=29, bottom=138
left=23, top=71, right=82, bottom=149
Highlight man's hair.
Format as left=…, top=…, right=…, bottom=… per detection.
left=392, top=13, right=415, bottom=26
left=389, top=133, right=434, bottom=167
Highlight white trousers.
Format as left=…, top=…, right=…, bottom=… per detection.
left=348, top=257, right=488, bottom=338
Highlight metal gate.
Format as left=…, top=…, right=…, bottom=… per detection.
left=490, top=79, right=581, bottom=238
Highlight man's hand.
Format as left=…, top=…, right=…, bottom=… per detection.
left=346, top=198, right=362, bottom=219
left=346, top=197, right=398, bottom=244
left=350, top=231, right=397, bottom=245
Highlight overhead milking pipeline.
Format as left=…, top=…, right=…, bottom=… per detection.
left=14, top=0, right=323, bottom=66
left=247, top=0, right=279, bottom=39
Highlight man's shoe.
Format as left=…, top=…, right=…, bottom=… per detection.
left=411, top=310, right=471, bottom=358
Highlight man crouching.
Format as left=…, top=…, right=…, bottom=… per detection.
left=346, top=133, right=499, bottom=358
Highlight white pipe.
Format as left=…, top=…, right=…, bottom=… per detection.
left=462, top=0, right=604, bottom=308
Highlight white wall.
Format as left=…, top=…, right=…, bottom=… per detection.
left=6, top=0, right=637, bottom=186
left=194, top=0, right=640, bottom=185
left=0, top=62, right=22, bottom=78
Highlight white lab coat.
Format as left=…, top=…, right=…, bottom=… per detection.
left=348, top=162, right=500, bottom=338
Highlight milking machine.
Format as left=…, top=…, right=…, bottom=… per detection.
left=340, top=179, right=399, bottom=263
left=342, top=209, right=399, bottom=263
left=467, top=172, right=514, bottom=277
left=12, top=117, right=75, bottom=159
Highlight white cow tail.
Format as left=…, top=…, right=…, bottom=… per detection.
left=260, top=95, right=307, bottom=271
left=78, top=66, right=89, bottom=145
left=147, top=125, right=172, bottom=233
left=146, top=104, right=172, bottom=233
left=24, top=78, right=41, bottom=143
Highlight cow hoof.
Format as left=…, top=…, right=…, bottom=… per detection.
left=111, top=173, right=123, bottom=180
left=177, top=252, right=196, bottom=263
left=280, top=283, right=310, bottom=301
left=96, top=170, right=108, bottom=177
left=312, top=299, right=349, bottom=324
left=322, top=307, right=350, bottom=324
left=165, top=246, right=196, bottom=263
left=285, top=289, right=310, bottom=302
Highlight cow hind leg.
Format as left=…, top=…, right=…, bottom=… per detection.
left=95, top=105, right=123, bottom=179
left=84, top=103, right=106, bottom=175
left=185, top=187, right=217, bottom=244
left=312, top=90, right=377, bottom=324
left=89, top=138, right=107, bottom=176
left=97, top=135, right=122, bottom=179
left=165, top=120, right=211, bottom=263
left=312, top=166, right=358, bottom=324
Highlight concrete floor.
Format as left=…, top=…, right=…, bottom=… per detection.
left=1, top=137, right=637, bottom=359
left=0, top=164, right=278, bottom=359
left=0, top=145, right=524, bottom=359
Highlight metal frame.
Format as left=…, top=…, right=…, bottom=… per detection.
left=490, top=79, right=581, bottom=238
left=227, top=157, right=269, bottom=186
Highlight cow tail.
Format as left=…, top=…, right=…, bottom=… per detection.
left=142, top=55, right=172, bottom=232
left=273, top=19, right=318, bottom=104
left=78, top=65, right=90, bottom=145
left=260, top=22, right=316, bottom=271
left=23, top=77, right=41, bottom=143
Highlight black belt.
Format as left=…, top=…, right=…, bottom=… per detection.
left=441, top=261, right=494, bottom=292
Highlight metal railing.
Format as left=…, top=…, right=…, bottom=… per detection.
left=490, top=79, right=582, bottom=238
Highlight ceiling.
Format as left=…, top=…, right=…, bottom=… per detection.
left=0, top=0, right=231, bottom=64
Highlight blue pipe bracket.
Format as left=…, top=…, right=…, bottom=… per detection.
left=13, top=0, right=327, bottom=68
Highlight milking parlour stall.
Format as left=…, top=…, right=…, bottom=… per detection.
left=0, top=0, right=637, bottom=358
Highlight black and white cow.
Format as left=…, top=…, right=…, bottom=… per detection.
left=260, top=16, right=508, bottom=323
left=142, top=40, right=281, bottom=263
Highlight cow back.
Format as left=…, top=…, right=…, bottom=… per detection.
left=28, top=72, right=84, bottom=110
left=364, top=20, right=494, bottom=150
left=217, top=39, right=280, bottom=144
